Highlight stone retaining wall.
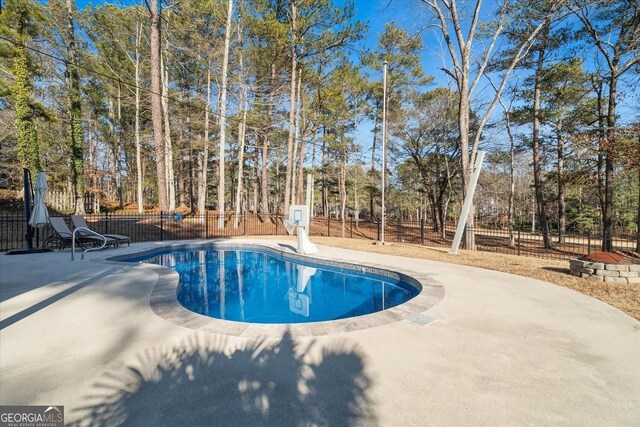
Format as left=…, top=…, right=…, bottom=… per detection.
left=569, top=259, right=640, bottom=284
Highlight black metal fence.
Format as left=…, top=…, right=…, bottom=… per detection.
left=1, top=211, right=638, bottom=261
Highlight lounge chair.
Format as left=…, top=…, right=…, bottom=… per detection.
left=44, top=217, right=118, bottom=251
left=71, top=215, right=130, bottom=247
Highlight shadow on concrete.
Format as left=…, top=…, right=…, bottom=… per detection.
left=0, top=266, right=129, bottom=330
left=71, top=330, right=376, bottom=426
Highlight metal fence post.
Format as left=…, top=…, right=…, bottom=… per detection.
left=205, top=211, right=209, bottom=239
left=327, top=216, right=330, bottom=237
left=587, top=231, right=591, bottom=255
left=160, top=211, right=164, bottom=241
left=105, top=211, right=110, bottom=235
left=243, top=213, right=247, bottom=236
left=420, top=218, right=425, bottom=245
left=397, top=217, right=401, bottom=242
left=276, top=216, right=279, bottom=235
left=517, top=228, right=521, bottom=256
left=350, top=215, right=353, bottom=238
left=377, top=218, right=381, bottom=241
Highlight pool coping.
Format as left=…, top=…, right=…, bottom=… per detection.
left=105, top=240, right=445, bottom=338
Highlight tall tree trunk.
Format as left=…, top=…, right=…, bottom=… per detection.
left=65, top=0, right=85, bottom=215
left=505, top=110, right=516, bottom=246
left=454, top=33, right=475, bottom=248
left=252, top=144, right=259, bottom=214
left=458, top=84, right=475, bottom=249
left=261, top=134, right=270, bottom=219
left=321, top=126, right=328, bottom=217
left=354, top=173, right=359, bottom=228
left=260, top=63, right=276, bottom=220
left=134, top=22, right=144, bottom=213
left=187, top=113, right=194, bottom=210
left=291, top=68, right=302, bottom=205
left=434, top=138, right=445, bottom=234
left=594, top=78, right=606, bottom=218
left=161, top=49, right=175, bottom=211
left=107, top=99, right=117, bottom=201
left=311, top=130, right=316, bottom=217
left=150, top=0, right=167, bottom=211
left=234, top=110, right=247, bottom=228
left=217, top=0, right=233, bottom=229
left=284, top=0, right=297, bottom=214
left=116, top=83, right=124, bottom=208
left=602, top=72, right=618, bottom=251
left=296, top=103, right=306, bottom=206
left=339, top=131, right=347, bottom=238
left=532, top=25, right=551, bottom=249
left=198, top=64, right=211, bottom=220
left=234, top=15, right=246, bottom=228
left=556, top=123, right=566, bottom=244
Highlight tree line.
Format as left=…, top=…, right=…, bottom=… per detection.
left=0, top=0, right=638, bottom=250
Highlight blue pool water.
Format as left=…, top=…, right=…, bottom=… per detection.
left=129, top=248, right=418, bottom=324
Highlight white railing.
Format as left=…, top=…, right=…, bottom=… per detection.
left=71, top=227, right=107, bottom=260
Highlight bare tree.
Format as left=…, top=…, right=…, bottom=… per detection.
left=421, top=0, right=562, bottom=249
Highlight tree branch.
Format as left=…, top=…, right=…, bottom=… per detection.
left=421, top=0, right=462, bottom=81
left=466, top=0, right=484, bottom=46
left=469, top=1, right=507, bottom=96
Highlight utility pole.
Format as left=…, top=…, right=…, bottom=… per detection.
left=380, top=61, right=388, bottom=245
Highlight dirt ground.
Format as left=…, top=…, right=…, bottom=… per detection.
left=243, top=235, right=640, bottom=321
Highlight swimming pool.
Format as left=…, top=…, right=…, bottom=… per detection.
left=127, top=248, right=419, bottom=324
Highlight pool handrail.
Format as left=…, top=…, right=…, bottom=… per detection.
left=72, top=227, right=107, bottom=260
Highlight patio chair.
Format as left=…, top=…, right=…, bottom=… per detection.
left=43, top=217, right=118, bottom=251
left=71, top=215, right=130, bottom=247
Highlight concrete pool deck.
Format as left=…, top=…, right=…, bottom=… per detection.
left=1, top=239, right=638, bottom=426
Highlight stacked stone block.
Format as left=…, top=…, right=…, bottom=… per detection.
left=569, top=259, right=640, bottom=284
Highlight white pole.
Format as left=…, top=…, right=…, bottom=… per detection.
left=381, top=60, right=388, bottom=245
left=450, top=151, right=486, bottom=254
